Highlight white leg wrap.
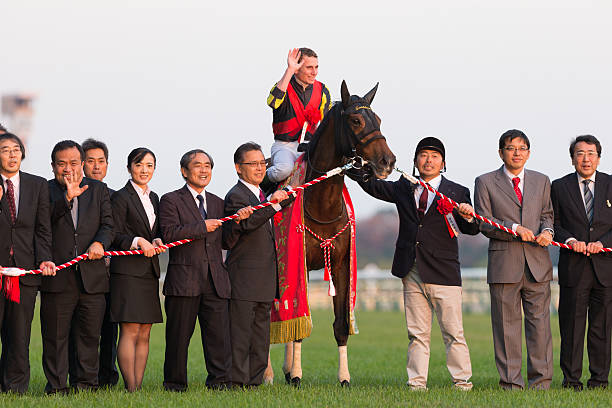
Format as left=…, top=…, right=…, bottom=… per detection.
left=283, top=342, right=294, bottom=375
left=263, top=352, right=274, bottom=384
left=338, top=345, right=350, bottom=383
left=290, top=341, right=302, bottom=379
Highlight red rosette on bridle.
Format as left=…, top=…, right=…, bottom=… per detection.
left=437, top=199, right=458, bottom=238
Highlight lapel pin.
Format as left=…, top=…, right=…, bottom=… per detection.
left=607, top=200, right=611, bottom=208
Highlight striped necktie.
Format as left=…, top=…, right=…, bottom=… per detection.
left=583, top=179, right=593, bottom=224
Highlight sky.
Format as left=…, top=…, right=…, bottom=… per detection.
left=2, top=1, right=611, bottom=217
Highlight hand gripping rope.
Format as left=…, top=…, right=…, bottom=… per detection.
left=0, top=160, right=358, bottom=302
left=395, top=166, right=612, bottom=253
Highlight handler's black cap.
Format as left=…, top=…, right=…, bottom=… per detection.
left=414, top=136, right=445, bottom=161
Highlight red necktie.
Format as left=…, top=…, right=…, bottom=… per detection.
left=259, top=189, right=266, bottom=203
left=6, top=179, right=17, bottom=257
left=512, top=177, right=523, bottom=205
left=417, top=185, right=428, bottom=219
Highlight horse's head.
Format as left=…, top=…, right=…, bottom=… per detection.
left=339, top=80, right=396, bottom=179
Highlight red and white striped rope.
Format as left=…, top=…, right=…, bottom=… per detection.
left=1, top=162, right=356, bottom=277
left=395, top=167, right=612, bottom=253
left=303, top=219, right=353, bottom=277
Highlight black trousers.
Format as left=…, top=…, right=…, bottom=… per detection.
left=559, top=262, right=612, bottom=388
left=98, top=292, right=119, bottom=386
left=229, top=299, right=272, bottom=386
left=163, top=274, right=231, bottom=391
left=0, top=281, right=38, bottom=394
left=40, top=268, right=106, bottom=393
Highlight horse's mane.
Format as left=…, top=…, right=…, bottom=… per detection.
left=306, top=101, right=354, bottom=162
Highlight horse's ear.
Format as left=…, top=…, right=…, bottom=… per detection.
left=363, top=82, right=379, bottom=105
left=341, top=80, right=350, bottom=108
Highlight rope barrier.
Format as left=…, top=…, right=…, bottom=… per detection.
left=395, top=166, right=612, bottom=253
left=1, top=160, right=358, bottom=280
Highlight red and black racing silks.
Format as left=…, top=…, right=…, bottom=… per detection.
left=267, top=76, right=332, bottom=142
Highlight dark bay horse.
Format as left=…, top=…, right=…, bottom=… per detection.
left=264, top=80, right=396, bottom=387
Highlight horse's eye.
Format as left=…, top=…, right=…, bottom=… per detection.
left=351, top=119, right=360, bottom=126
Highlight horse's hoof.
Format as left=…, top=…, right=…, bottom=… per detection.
left=340, top=380, right=350, bottom=388
left=290, top=377, right=301, bottom=388
left=284, top=372, right=291, bottom=384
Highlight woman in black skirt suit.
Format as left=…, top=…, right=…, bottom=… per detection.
left=110, top=148, right=166, bottom=391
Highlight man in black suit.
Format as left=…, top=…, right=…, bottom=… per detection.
left=159, top=149, right=252, bottom=391
left=349, top=137, right=478, bottom=390
left=79, top=138, right=118, bottom=388
left=0, top=133, right=55, bottom=394
left=552, top=135, right=612, bottom=390
left=41, top=140, right=113, bottom=394
left=223, top=142, right=292, bottom=387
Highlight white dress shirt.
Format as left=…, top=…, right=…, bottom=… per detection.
left=129, top=180, right=156, bottom=250
left=413, top=174, right=442, bottom=213
left=1, top=173, right=20, bottom=217
left=239, top=179, right=282, bottom=212
left=503, top=166, right=525, bottom=233
left=565, top=172, right=596, bottom=244
left=186, top=183, right=207, bottom=213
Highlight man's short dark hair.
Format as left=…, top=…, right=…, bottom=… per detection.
left=298, top=47, right=317, bottom=62
left=82, top=138, right=109, bottom=161
left=179, top=149, right=214, bottom=179
left=51, top=140, right=84, bottom=163
left=127, top=147, right=156, bottom=168
left=569, top=135, right=601, bottom=158
left=498, top=129, right=530, bottom=150
left=0, top=132, right=26, bottom=160
left=233, top=142, right=262, bottom=164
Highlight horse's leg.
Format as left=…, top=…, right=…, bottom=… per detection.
left=283, top=342, right=294, bottom=383
left=290, top=340, right=303, bottom=386
left=263, top=351, right=274, bottom=384
left=332, top=254, right=351, bottom=386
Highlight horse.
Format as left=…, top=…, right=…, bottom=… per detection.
left=264, top=80, right=396, bottom=387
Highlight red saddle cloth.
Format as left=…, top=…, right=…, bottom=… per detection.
left=270, top=155, right=358, bottom=344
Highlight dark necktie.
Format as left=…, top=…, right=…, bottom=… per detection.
left=512, top=177, right=523, bottom=205
left=5, top=179, right=16, bottom=257
left=196, top=194, right=207, bottom=220
left=417, top=184, right=428, bottom=220
left=259, top=189, right=266, bottom=203
left=583, top=179, right=593, bottom=224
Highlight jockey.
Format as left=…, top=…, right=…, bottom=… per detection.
left=266, top=48, right=332, bottom=183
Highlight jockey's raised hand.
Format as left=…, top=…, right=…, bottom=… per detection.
left=276, top=48, right=303, bottom=93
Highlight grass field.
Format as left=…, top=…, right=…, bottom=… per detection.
left=1, top=307, right=611, bottom=407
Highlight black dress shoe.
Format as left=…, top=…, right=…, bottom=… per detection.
left=562, top=382, right=583, bottom=391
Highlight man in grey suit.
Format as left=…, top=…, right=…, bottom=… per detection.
left=474, top=129, right=554, bottom=390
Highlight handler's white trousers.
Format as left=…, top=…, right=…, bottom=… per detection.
left=403, top=265, right=472, bottom=389
left=267, top=141, right=300, bottom=182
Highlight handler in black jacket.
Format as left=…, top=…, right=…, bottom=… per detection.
left=350, top=137, right=478, bottom=390
left=42, top=140, right=113, bottom=394
left=551, top=135, right=612, bottom=390
left=223, top=142, right=292, bottom=388
left=0, top=132, right=55, bottom=394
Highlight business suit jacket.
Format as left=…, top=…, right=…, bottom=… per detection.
left=159, top=185, right=230, bottom=299
left=474, top=166, right=554, bottom=284
left=110, top=181, right=161, bottom=278
left=355, top=175, right=479, bottom=285
left=43, top=177, right=114, bottom=294
left=223, top=181, right=292, bottom=303
left=0, top=171, right=52, bottom=285
left=552, top=171, right=612, bottom=287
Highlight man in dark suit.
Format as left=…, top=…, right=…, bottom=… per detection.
left=552, top=135, right=612, bottom=390
left=41, top=140, right=113, bottom=394
left=0, top=133, right=55, bottom=394
left=474, top=129, right=554, bottom=390
left=349, top=137, right=478, bottom=390
left=159, top=149, right=252, bottom=391
left=223, top=142, right=292, bottom=388
left=79, top=138, right=118, bottom=388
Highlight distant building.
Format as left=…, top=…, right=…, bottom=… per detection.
left=1, top=93, right=36, bottom=144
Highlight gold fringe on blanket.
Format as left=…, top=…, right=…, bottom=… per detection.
left=270, top=315, right=313, bottom=344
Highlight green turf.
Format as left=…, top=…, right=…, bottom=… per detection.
left=1, top=307, right=611, bottom=407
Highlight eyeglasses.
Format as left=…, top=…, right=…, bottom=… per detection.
left=503, top=146, right=529, bottom=153
left=575, top=151, right=598, bottom=159
left=240, top=161, right=267, bottom=168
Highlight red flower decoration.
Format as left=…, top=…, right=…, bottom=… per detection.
left=273, top=211, right=283, bottom=225
left=437, top=199, right=454, bottom=216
